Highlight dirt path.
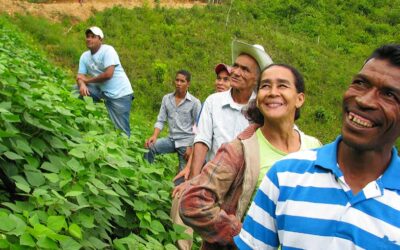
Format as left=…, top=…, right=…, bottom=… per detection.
left=0, top=0, right=206, bottom=22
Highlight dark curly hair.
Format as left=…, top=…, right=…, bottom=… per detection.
left=245, top=64, right=305, bottom=125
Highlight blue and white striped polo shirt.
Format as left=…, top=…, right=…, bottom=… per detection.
left=234, top=136, right=400, bottom=250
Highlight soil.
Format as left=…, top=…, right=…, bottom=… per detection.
left=0, top=0, right=206, bottom=22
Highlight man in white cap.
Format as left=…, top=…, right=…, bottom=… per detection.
left=172, top=40, right=272, bottom=249
left=76, top=26, right=134, bottom=137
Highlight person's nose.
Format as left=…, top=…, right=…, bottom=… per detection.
left=355, top=88, right=378, bottom=109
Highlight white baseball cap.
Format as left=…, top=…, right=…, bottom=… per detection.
left=232, top=40, right=273, bottom=70
left=85, top=26, right=104, bottom=39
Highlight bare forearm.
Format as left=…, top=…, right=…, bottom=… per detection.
left=189, top=142, right=208, bottom=179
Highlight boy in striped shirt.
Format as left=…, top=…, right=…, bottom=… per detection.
left=235, top=44, right=400, bottom=249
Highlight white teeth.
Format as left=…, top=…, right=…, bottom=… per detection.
left=348, top=113, right=373, bottom=128
left=267, top=103, right=282, bottom=108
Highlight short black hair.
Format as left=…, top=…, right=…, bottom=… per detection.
left=176, top=69, right=191, bottom=82
left=245, top=64, right=305, bottom=125
left=366, top=44, right=400, bottom=67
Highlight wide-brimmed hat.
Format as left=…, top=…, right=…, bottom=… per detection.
left=85, top=26, right=104, bottom=39
left=214, top=63, right=232, bottom=75
left=231, top=40, right=273, bottom=70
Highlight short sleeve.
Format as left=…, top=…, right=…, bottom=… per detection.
left=103, top=46, right=120, bottom=68
left=78, top=53, right=88, bottom=75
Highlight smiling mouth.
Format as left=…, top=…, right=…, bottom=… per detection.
left=266, top=103, right=283, bottom=108
left=348, top=112, right=374, bottom=128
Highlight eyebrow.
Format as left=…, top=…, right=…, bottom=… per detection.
left=260, top=78, right=291, bottom=84
left=355, top=73, right=400, bottom=93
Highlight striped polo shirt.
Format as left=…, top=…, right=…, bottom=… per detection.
left=234, top=136, right=400, bottom=249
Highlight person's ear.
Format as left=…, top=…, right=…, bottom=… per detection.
left=295, top=92, right=305, bottom=109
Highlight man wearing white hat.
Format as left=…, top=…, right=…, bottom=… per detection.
left=175, top=40, right=272, bottom=183
left=172, top=40, right=272, bottom=249
left=76, top=26, right=134, bottom=137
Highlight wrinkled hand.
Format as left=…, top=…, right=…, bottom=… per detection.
left=79, top=84, right=90, bottom=96
left=145, top=135, right=157, bottom=148
left=183, top=146, right=192, bottom=161
left=173, top=166, right=190, bottom=183
left=172, top=181, right=188, bottom=198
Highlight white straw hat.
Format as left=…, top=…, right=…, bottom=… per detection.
left=232, top=40, right=273, bottom=70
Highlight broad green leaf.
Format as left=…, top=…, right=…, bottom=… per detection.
left=28, top=214, right=40, bottom=227
left=111, top=184, right=129, bottom=197
left=8, top=214, right=26, bottom=236
left=67, top=158, right=84, bottom=172
left=102, top=189, right=119, bottom=196
left=0, top=239, right=9, bottom=249
left=69, top=148, right=84, bottom=158
left=31, top=138, right=47, bottom=157
left=88, top=236, right=108, bottom=249
left=59, top=236, right=81, bottom=250
left=1, top=112, right=20, bottom=122
left=78, top=213, right=94, bottom=229
left=3, top=151, right=23, bottom=160
left=150, top=220, right=165, bottom=233
left=91, top=179, right=107, bottom=190
left=15, top=138, right=33, bottom=153
left=49, top=136, right=67, bottom=149
left=43, top=173, right=59, bottom=183
left=165, top=244, right=178, bottom=250
left=37, top=236, right=58, bottom=249
left=25, top=170, right=46, bottom=187
left=65, top=191, right=83, bottom=197
left=40, top=162, right=59, bottom=173
left=68, top=223, right=82, bottom=240
left=0, top=215, right=15, bottom=231
left=47, top=216, right=66, bottom=233
left=20, top=233, right=35, bottom=247
left=25, top=156, right=40, bottom=168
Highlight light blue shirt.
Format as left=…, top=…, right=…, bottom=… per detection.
left=78, top=44, right=133, bottom=99
left=194, top=89, right=256, bottom=161
left=235, top=136, right=400, bottom=249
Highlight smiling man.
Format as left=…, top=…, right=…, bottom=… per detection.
left=76, top=26, right=133, bottom=136
left=235, top=44, right=400, bottom=249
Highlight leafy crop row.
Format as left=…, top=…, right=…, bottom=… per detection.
left=0, top=18, right=185, bottom=249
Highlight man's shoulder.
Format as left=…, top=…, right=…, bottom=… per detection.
left=80, top=50, right=91, bottom=59
left=162, top=92, right=174, bottom=101
left=204, top=91, right=229, bottom=104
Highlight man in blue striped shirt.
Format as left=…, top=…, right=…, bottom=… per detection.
left=234, top=44, right=400, bottom=249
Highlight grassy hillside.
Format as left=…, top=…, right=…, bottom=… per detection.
left=7, top=0, right=400, bottom=145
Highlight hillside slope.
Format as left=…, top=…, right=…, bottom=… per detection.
left=7, top=0, right=400, bottom=144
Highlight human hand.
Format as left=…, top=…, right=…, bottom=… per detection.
left=172, top=181, right=188, bottom=198
left=173, top=166, right=190, bottom=183
left=183, top=146, right=192, bottom=161
left=144, top=136, right=157, bottom=148
left=79, top=84, right=90, bottom=96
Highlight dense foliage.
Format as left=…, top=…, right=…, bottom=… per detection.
left=0, top=18, right=186, bottom=249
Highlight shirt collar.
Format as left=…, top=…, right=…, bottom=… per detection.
left=173, top=91, right=193, bottom=102
left=316, top=135, right=400, bottom=190
left=221, top=89, right=256, bottom=110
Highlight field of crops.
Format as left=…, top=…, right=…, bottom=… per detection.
left=0, top=17, right=186, bottom=249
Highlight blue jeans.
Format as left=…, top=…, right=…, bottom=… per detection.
left=77, top=84, right=133, bottom=137
left=143, top=137, right=187, bottom=186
